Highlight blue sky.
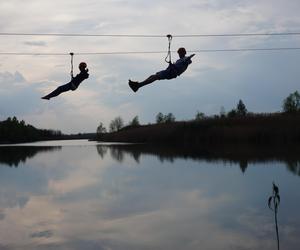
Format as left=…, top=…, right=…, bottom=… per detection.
left=0, top=0, right=300, bottom=133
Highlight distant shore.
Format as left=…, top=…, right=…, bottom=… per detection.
left=0, top=116, right=96, bottom=144
left=98, top=113, right=300, bottom=146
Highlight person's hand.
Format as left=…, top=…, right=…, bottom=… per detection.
left=189, top=54, right=195, bottom=58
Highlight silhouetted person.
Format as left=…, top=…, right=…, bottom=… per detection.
left=128, top=47, right=195, bottom=92
left=42, top=62, right=89, bottom=100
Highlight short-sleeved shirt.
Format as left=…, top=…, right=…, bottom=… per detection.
left=173, top=56, right=192, bottom=76
left=70, top=70, right=89, bottom=90
left=156, top=56, right=192, bottom=80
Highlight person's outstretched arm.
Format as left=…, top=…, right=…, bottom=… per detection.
left=186, top=54, right=195, bottom=64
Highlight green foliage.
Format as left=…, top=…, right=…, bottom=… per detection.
left=100, top=112, right=300, bottom=146
left=195, top=111, right=205, bottom=121
left=109, top=116, right=124, bottom=132
left=156, top=112, right=165, bottom=124
left=282, top=91, right=300, bottom=113
left=268, top=182, right=280, bottom=212
left=268, top=182, right=280, bottom=250
left=165, top=113, right=175, bottom=123
left=129, top=116, right=140, bottom=126
left=236, top=99, right=247, bottom=116
left=155, top=112, right=176, bottom=124
left=96, top=122, right=107, bottom=135
left=227, top=109, right=237, bottom=118
left=0, top=116, right=62, bottom=143
left=226, top=100, right=247, bottom=118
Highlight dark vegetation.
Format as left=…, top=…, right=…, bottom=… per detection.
left=97, top=91, right=300, bottom=146
left=0, top=146, right=61, bottom=167
left=1, top=91, right=300, bottom=145
left=95, top=144, right=300, bottom=176
left=99, top=113, right=300, bottom=145
left=0, top=116, right=96, bottom=144
left=0, top=116, right=63, bottom=143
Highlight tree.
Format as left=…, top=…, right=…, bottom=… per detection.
left=282, top=91, right=300, bottom=113
left=0, top=116, right=62, bottom=143
left=165, top=113, right=176, bottom=123
left=96, top=122, right=106, bottom=135
left=220, top=106, right=226, bottom=118
left=109, top=116, right=124, bottom=132
left=227, top=109, right=237, bottom=118
left=129, top=116, right=140, bottom=126
left=156, top=112, right=164, bottom=124
left=195, top=111, right=205, bottom=121
left=236, top=99, right=247, bottom=116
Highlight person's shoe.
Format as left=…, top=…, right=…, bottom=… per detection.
left=41, top=96, right=50, bottom=100
left=128, top=80, right=139, bottom=92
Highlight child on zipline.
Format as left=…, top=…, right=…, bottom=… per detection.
left=129, top=47, right=195, bottom=92
left=42, top=62, right=89, bottom=100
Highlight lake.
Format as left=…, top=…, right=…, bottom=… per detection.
left=0, top=140, right=299, bottom=250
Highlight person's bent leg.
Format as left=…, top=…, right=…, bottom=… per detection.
left=42, top=83, right=72, bottom=100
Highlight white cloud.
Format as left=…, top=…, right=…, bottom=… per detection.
left=24, top=41, right=47, bottom=47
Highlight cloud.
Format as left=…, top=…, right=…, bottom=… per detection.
left=24, top=41, right=47, bottom=47
left=0, top=71, right=43, bottom=119
left=30, top=230, right=54, bottom=238
left=0, top=71, right=26, bottom=85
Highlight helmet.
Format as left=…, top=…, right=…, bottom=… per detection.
left=79, top=62, right=87, bottom=70
left=177, top=47, right=186, bottom=55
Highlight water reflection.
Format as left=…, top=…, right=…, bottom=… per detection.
left=96, top=144, right=300, bottom=176
left=96, top=145, right=108, bottom=159
left=0, top=142, right=299, bottom=249
left=0, top=146, right=61, bottom=167
left=285, top=161, right=300, bottom=176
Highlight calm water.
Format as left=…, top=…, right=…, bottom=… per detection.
left=0, top=140, right=299, bottom=250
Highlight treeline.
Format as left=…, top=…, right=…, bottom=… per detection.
left=98, top=113, right=300, bottom=145
left=0, top=116, right=63, bottom=143
left=96, top=91, right=300, bottom=145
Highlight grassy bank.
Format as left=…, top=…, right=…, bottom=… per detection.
left=99, top=113, right=300, bottom=145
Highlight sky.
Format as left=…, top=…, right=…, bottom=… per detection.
left=0, top=0, right=300, bottom=134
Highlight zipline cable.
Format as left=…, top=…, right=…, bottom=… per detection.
left=1, top=32, right=300, bottom=38
left=1, top=47, right=300, bottom=56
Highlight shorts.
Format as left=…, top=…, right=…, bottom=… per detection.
left=70, top=82, right=78, bottom=91
left=156, top=65, right=178, bottom=80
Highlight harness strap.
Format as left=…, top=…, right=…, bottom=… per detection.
left=165, top=34, right=172, bottom=64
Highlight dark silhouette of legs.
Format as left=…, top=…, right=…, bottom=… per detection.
left=42, top=82, right=72, bottom=100
left=129, top=74, right=159, bottom=92
left=139, top=74, right=160, bottom=87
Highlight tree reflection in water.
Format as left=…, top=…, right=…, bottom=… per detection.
left=96, top=145, right=108, bottom=159
left=0, top=146, right=61, bottom=167
left=96, top=144, right=300, bottom=176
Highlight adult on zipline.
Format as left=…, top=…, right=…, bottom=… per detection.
left=42, top=55, right=89, bottom=100
left=129, top=47, right=195, bottom=92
